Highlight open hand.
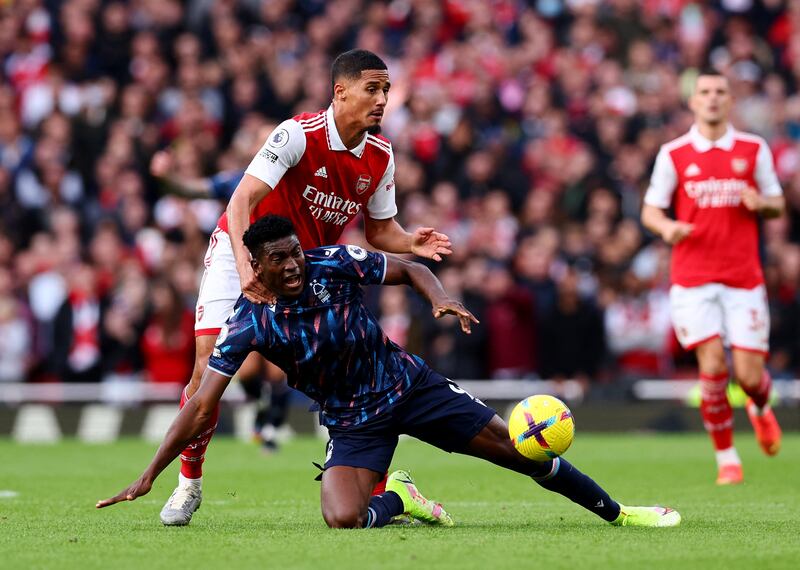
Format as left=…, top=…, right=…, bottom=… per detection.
left=239, top=263, right=276, bottom=304
left=432, top=299, right=479, bottom=334
left=741, top=188, right=762, bottom=212
left=150, top=151, right=173, bottom=178
left=96, top=476, right=153, bottom=509
left=661, top=220, right=694, bottom=245
left=411, top=228, right=452, bottom=262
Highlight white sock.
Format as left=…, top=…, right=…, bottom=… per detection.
left=179, top=473, right=202, bottom=488
left=715, top=447, right=741, bottom=468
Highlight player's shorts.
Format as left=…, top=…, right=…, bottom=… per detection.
left=195, top=227, right=240, bottom=336
left=669, top=283, right=769, bottom=355
left=323, top=367, right=497, bottom=475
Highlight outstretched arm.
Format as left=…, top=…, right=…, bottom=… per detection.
left=382, top=255, right=478, bottom=334
left=364, top=216, right=452, bottom=262
left=150, top=150, right=214, bottom=199
left=95, top=370, right=231, bottom=508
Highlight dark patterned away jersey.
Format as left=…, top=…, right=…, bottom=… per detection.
left=207, top=245, right=426, bottom=427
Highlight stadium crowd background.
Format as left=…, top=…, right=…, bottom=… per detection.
left=2, top=0, right=800, bottom=394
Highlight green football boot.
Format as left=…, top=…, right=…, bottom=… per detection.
left=611, top=505, right=681, bottom=527
left=386, top=470, right=454, bottom=527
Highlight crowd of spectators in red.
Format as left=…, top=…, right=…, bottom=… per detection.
left=2, top=0, right=800, bottom=392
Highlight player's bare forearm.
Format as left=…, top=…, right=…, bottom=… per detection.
left=365, top=216, right=452, bottom=261
left=158, top=175, right=213, bottom=199
left=641, top=204, right=693, bottom=245
left=383, top=255, right=478, bottom=333
left=641, top=204, right=671, bottom=237
left=227, top=175, right=272, bottom=268
left=96, top=371, right=230, bottom=509
left=384, top=255, right=446, bottom=301
left=227, top=176, right=276, bottom=302
left=364, top=217, right=413, bottom=253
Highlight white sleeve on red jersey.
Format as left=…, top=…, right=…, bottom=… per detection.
left=365, top=151, right=398, bottom=220
left=643, top=146, right=678, bottom=209
left=754, top=139, right=782, bottom=197
left=244, top=119, right=306, bottom=188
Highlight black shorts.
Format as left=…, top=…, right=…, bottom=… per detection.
left=323, top=367, right=497, bottom=474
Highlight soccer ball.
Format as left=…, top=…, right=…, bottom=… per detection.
left=508, top=395, right=575, bottom=461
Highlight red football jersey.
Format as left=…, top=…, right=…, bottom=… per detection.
left=644, top=125, right=782, bottom=289
left=217, top=107, right=397, bottom=249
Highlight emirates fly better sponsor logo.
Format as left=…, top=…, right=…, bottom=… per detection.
left=302, top=184, right=362, bottom=225
left=684, top=177, right=750, bottom=208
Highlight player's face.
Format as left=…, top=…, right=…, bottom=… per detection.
left=336, top=69, right=390, bottom=135
left=253, top=236, right=306, bottom=299
left=689, top=75, right=732, bottom=126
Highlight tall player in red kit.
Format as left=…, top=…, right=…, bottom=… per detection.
left=641, top=70, right=784, bottom=485
left=159, top=50, right=452, bottom=525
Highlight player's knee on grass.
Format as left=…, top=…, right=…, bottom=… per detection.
left=322, top=502, right=366, bottom=529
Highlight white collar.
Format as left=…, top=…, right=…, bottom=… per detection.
left=325, top=105, right=367, bottom=157
left=689, top=124, right=735, bottom=152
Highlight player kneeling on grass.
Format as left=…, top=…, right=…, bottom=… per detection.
left=97, top=216, right=680, bottom=529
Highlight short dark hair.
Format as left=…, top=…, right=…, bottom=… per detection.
left=242, top=215, right=296, bottom=255
left=697, top=67, right=725, bottom=79
left=331, top=49, right=387, bottom=89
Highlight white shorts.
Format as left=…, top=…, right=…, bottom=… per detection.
left=195, top=228, right=241, bottom=336
left=669, top=283, right=769, bottom=355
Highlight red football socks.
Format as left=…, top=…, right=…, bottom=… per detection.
left=699, top=371, right=733, bottom=451
left=178, top=387, right=220, bottom=480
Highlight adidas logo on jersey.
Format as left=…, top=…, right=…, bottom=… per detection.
left=315, top=166, right=328, bottom=178
left=684, top=163, right=701, bottom=177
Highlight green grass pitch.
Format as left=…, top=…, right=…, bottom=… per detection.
left=1, top=434, right=797, bottom=569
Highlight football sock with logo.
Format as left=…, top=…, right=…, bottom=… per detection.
left=178, top=387, right=220, bottom=480
left=699, top=371, right=734, bottom=453
left=531, top=458, right=621, bottom=522
left=364, top=491, right=405, bottom=528
left=740, top=369, right=771, bottom=411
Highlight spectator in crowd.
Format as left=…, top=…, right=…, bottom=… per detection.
left=141, top=278, right=194, bottom=384
left=604, top=265, right=673, bottom=380
left=482, top=260, right=538, bottom=379
left=540, top=267, right=605, bottom=386
left=0, top=267, right=32, bottom=382
left=51, top=261, right=104, bottom=383
left=421, top=264, right=488, bottom=380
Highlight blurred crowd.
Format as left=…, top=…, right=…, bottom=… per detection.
left=2, top=0, right=800, bottom=391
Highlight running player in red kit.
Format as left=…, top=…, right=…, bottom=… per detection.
left=641, top=69, right=784, bottom=485
left=159, top=49, right=452, bottom=525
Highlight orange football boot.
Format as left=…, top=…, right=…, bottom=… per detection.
left=716, top=463, right=744, bottom=485
left=746, top=399, right=782, bottom=456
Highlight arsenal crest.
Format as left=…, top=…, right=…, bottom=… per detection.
left=355, top=174, right=372, bottom=195
left=731, top=158, right=748, bottom=174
